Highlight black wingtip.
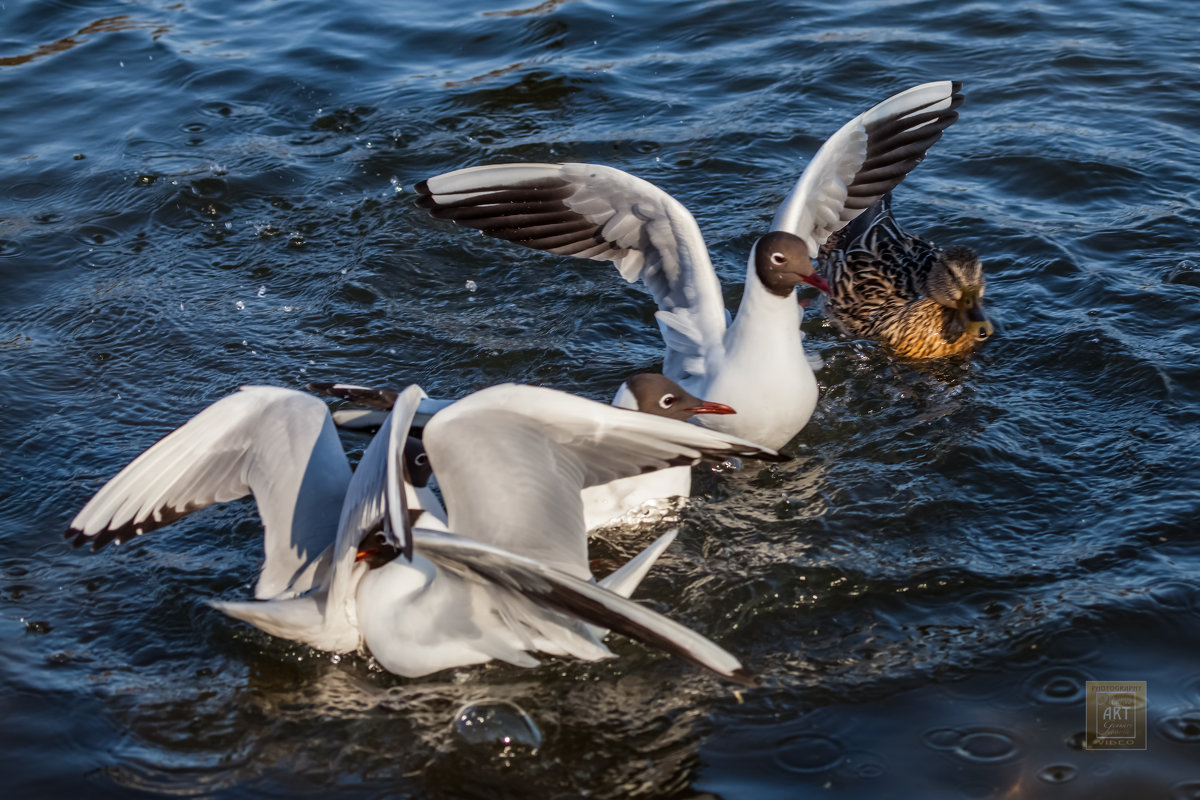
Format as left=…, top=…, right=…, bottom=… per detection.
left=413, top=178, right=431, bottom=196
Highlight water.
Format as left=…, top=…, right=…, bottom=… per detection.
left=2, top=0, right=1199, bottom=796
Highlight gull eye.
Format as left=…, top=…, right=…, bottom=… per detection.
left=770, top=252, right=787, bottom=266
left=414, top=453, right=428, bottom=467
left=658, top=393, right=676, bottom=409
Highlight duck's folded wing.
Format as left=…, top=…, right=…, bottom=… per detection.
left=413, top=529, right=757, bottom=686
left=415, top=162, right=727, bottom=382
left=771, top=81, right=963, bottom=257
left=423, top=383, right=781, bottom=578
left=66, top=387, right=351, bottom=600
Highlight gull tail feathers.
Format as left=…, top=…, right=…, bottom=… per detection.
left=210, top=590, right=360, bottom=654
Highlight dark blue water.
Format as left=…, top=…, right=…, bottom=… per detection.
left=3, top=0, right=1200, bottom=796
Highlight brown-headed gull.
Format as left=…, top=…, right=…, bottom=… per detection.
left=414, top=81, right=963, bottom=450
left=66, top=383, right=780, bottom=683
left=309, top=374, right=739, bottom=530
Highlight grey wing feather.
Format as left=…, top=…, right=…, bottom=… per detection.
left=413, top=529, right=756, bottom=685
left=415, top=163, right=728, bottom=382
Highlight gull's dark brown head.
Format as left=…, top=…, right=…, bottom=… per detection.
left=625, top=374, right=736, bottom=421
left=754, top=231, right=831, bottom=297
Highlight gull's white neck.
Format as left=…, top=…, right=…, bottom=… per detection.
left=723, top=252, right=805, bottom=363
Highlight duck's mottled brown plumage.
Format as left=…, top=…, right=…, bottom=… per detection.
left=818, top=192, right=992, bottom=358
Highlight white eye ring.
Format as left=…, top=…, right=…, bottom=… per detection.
left=414, top=453, right=429, bottom=466
left=770, top=251, right=787, bottom=266
left=658, top=393, right=676, bottom=409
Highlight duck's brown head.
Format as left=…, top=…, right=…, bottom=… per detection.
left=927, top=246, right=993, bottom=345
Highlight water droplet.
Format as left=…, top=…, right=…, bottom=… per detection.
left=75, top=223, right=119, bottom=247
left=453, top=700, right=541, bottom=753
left=329, top=653, right=340, bottom=664
left=1025, top=666, right=1090, bottom=704
left=953, top=728, right=1018, bottom=763
left=1037, top=764, right=1078, bottom=784
left=836, top=750, right=885, bottom=780
left=923, top=728, right=961, bottom=751
left=1157, top=709, right=1200, bottom=743
left=465, top=279, right=477, bottom=292
left=257, top=286, right=266, bottom=297
left=773, top=733, right=845, bottom=774
left=235, top=300, right=245, bottom=311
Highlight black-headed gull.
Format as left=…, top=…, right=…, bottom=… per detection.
left=67, top=383, right=779, bottom=682
left=414, top=82, right=963, bottom=449
left=309, top=374, right=739, bottom=529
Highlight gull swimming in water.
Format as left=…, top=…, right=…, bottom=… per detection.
left=309, top=373, right=737, bottom=529
left=67, top=382, right=779, bottom=682
left=414, top=81, right=963, bottom=450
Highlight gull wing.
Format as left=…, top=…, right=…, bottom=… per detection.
left=322, top=384, right=427, bottom=618
left=422, top=383, right=780, bottom=579
left=771, top=81, right=964, bottom=257
left=412, top=529, right=756, bottom=686
left=415, top=163, right=727, bottom=382
left=66, top=387, right=350, bottom=600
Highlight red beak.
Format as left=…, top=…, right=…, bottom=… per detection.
left=687, top=401, right=737, bottom=415
left=803, top=273, right=831, bottom=295
left=355, top=547, right=374, bottom=563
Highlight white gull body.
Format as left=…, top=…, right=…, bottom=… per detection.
left=67, top=384, right=777, bottom=682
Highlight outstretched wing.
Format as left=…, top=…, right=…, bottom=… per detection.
left=415, top=163, right=727, bottom=382
left=66, top=387, right=350, bottom=600
left=771, top=81, right=963, bottom=257
left=423, top=383, right=781, bottom=579
left=413, top=529, right=757, bottom=686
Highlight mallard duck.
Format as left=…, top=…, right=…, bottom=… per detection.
left=817, top=191, right=993, bottom=358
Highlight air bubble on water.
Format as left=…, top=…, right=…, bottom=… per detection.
left=257, top=286, right=266, bottom=297
left=330, top=653, right=340, bottom=664
left=235, top=300, right=245, bottom=310
left=283, top=305, right=293, bottom=312
left=390, top=177, right=402, bottom=193
left=224, top=221, right=232, bottom=230
left=453, top=700, right=542, bottom=753
left=465, top=279, right=477, bottom=292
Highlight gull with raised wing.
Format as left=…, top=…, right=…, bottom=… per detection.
left=309, top=373, right=739, bottom=530
left=415, top=81, right=963, bottom=450
left=67, top=383, right=779, bottom=682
